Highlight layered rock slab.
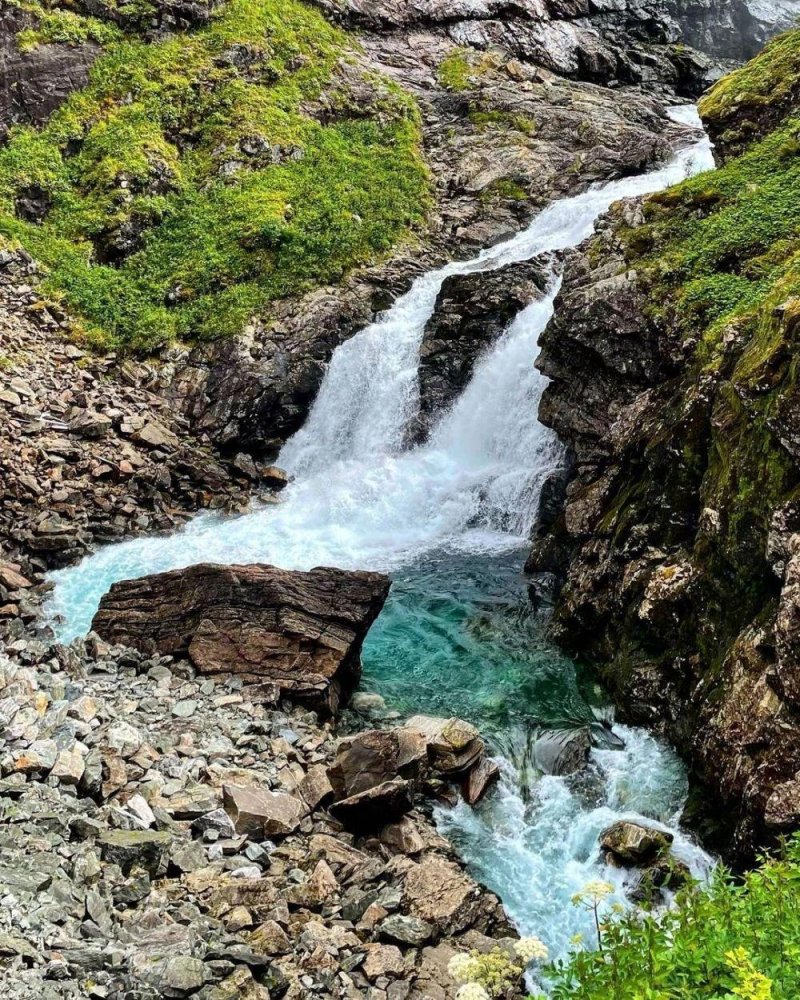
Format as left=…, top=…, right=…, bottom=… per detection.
left=92, top=562, right=390, bottom=713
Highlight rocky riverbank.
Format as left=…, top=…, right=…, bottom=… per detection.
left=528, top=28, right=800, bottom=863
left=0, top=562, right=518, bottom=999
left=0, top=247, right=290, bottom=590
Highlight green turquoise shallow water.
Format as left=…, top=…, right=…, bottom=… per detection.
left=361, top=549, right=596, bottom=737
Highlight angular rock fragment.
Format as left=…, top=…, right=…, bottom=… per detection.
left=330, top=778, right=414, bottom=830
left=404, top=715, right=484, bottom=776
left=98, top=829, right=172, bottom=876
left=223, top=783, right=306, bottom=838
left=92, top=563, right=390, bottom=713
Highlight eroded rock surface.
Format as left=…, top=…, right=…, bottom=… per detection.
left=413, top=258, right=552, bottom=438
left=92, top=563, right=391, bottom=714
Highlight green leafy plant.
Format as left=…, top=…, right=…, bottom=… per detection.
left=544, top=838, right=800, bottom=999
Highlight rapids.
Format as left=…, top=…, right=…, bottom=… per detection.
left=47, top=106, right=717, bottom=970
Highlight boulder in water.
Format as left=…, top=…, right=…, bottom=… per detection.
left=462, top=756, right=501, bottom=805
left=533, top=727, right=591, bottom=776
left=600, top=820, right=674, bottom=866
left=91, top=562, right=390, bottom=714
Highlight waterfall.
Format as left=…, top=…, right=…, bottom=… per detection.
left=45, top=107, right=717, bottom=973
left=47, top=107, right=714, bottom=636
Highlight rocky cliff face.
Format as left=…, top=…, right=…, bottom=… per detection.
left=529, top=29, right=800, bottom=862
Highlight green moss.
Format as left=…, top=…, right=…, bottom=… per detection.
left=7, top=0, right=123, bottom=50
left=0, top=0, right=431, bottom=351
left=468, top=109, right=536, bottom=135
left=478, top=177, right=529, bottom=203
left=436, top=48, right=472, bottom=91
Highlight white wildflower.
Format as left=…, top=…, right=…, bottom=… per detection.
left=448, top=953, right=478, bottom=983
left=514, top=935, right=549, bottom=965
left=455, top=985, right=490, bottom=1000
left=572, top=879, right=615, bottom=904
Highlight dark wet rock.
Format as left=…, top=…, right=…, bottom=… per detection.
left=533, top=727, right=591, bottom=776
left=330, top=777, right=415, bottom=829
left=92, top=562, right=390, bottom=713
left=461, top=756, right=500, bottom=805
left=0, top=7, right=99, bottom=134
left=413, top=258, right=552, bottom=440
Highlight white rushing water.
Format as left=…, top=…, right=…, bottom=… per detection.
left=438, top=725, right=713, bottom=974
left=48, top=107, right=716, bottom=967
left=48, top=107, right=714, bottom=635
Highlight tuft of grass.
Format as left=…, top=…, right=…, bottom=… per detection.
left=437, top=48, right=473, bottom=91
left=0, top=0, right=431, bottom=352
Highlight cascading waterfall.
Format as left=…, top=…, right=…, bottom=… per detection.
left=47, top=107, right=717, bottom=969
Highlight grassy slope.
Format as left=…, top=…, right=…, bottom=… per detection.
left=0, top=0, right=430, bottom=350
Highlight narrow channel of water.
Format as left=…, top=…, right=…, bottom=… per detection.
left=47, top=106, right=716, bottom=967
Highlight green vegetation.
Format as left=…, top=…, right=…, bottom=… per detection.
left=699, top=29, right=800, bottom=141
left=5, top=0, right=124, bottom=49
left=437, top=48, right=473, bottom=91
left=0, top=0, right=430, bottom=350
left=541, top=839, right=800, bottom=999
left=10, top=1, right=123, bottom=50
left=610, top=29, right=800, bottom=586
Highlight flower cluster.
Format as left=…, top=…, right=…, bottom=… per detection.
left=514, top=936, right=549, bottom=965
left=448, top=954, right=480, bottom=983
left=447, top=947, right=525, bottom=997
left=572, top=880, right=615, bottom=906
left=455, top=985, right=491, bottom=1000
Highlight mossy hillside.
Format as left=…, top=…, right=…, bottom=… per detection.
left=592, top=35, right=800, bottom=651
left=0, top=0, right=430, bottom=350
left=698, top=29, right=800, bottom=157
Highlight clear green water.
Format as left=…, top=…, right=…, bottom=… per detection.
left=359, top=548, right=711, bottom=973
left=361, top=548, right=597, bottom=738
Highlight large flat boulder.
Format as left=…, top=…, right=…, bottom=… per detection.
left=92, top=563, right=390, bottom=713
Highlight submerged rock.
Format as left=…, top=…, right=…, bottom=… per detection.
left=533, top=727, right=591, bottom=776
